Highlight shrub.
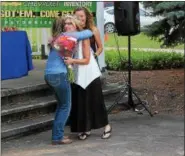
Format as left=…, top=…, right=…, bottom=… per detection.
left=105, top=50, right=184, bottom=70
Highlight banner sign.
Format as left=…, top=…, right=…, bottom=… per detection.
left=1, top=1, right=96, bottom=28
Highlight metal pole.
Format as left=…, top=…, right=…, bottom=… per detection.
left=41, top=44, right=46, bottom=60
left=128, top=36, right=134, bottom=108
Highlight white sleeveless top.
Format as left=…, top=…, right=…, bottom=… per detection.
left=73, top=41, right=101, bottom=89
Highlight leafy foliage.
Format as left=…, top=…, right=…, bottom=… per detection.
left=142, top=2, right=185, bottom=47
left=105, top=50, right=184, bottom=70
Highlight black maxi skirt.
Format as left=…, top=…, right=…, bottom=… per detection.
left=70, top=77, right=109, bottom=132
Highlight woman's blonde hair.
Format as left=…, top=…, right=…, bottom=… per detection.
left=51, top=15, right=82, bottom=38
left=74, top=7, right=95, bottom=30
left=63, top=15, right=83, bottom=31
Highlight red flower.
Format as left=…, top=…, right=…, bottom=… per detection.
left=53, top=35, right=77, bottom=54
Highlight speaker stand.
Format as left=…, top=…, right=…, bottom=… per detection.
left=107, top=36, right=153, bottom=117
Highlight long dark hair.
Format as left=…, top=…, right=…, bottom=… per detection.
left=48, top=17, right=64, bottom=48
left=51, top=17, right=64, bottom=37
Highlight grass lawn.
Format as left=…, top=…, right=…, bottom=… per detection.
left=104, top=33, right=184, bottom=49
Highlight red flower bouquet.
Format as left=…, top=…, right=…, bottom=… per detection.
left=51, top=35, right=77, bottom=83
left=53, top=35, right=77, bottom=55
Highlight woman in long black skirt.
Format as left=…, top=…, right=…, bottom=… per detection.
left=65, top=7, right=112, bottom=140
left=66, top=44, right=112, bottom=140
left=70, top=76, right=111, bottom=140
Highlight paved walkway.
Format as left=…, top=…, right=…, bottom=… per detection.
left=105, top=47, right=184, bottom=53
left=1, top=60, right=108, bottom=91
left=1, top=60, right=46, bottom=90
left=2, top=112, right=184, bottom=156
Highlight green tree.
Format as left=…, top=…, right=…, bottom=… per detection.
left=142, top=2, right=185, bottom=47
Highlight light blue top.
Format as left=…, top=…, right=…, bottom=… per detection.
left=45, top=30, right=93, bottom=75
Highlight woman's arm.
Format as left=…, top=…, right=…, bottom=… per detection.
left=63, top=30, right=93, bottom=41
left=64, top=39, right=90, bottom=65
left=92, top=26, right=103, bottom=56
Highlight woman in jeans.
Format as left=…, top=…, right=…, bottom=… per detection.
left=44, top=17, right=93, bottom=145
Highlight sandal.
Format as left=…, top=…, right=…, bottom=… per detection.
left=52, top=138, right=73, bottom=145
left=63, top=136, right=69, bottom=139
left=101, top=126, right=112, bottom=139
left=78, top=132, right=91, bottom=140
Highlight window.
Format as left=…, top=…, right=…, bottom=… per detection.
left=106, top=9, right=114, bottom=15
left=139, top=9, right=150, bottom=16
left=104, top=2, right=114, bottom=8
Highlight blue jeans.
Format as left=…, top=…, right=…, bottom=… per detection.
left=45, top=73, right=71, bottom=141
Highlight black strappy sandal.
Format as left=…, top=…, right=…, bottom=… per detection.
left=101, top=127, right=112, bottom=139
left=78, top=132, right=91, bottom=140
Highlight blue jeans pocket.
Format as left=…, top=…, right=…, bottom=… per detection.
left=45, top=73, right=71, bottom=105
left=45, top=73, right=68, bottom=87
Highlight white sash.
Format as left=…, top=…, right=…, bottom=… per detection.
left=73, top=41, right=101, bottom=89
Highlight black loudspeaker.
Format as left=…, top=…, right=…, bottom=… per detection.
left=114, top=2, right=140, bottom=36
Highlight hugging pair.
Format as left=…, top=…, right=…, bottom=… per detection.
left=45, top=7, right=112, bottom=145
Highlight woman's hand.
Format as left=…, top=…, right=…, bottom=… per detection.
left=64, top=57, right=74, bottom=65
left=94, top=52, right=98, bottom=58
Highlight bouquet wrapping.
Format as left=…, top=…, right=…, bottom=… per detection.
left=50, top=35, right=77, bottom=83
